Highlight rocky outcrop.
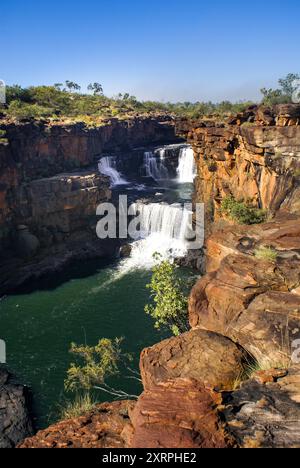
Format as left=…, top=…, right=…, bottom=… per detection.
left=19, top=401, right=135, bottom=449
left=222, top=366, right=300, bottom=448
left=140, top=329, right=248, bottom=391
left=0, top=367, right=33, bottom=448
left=189, top=214, right=300, bottom=366
left=130, top=379, right=230, bottom=449
left=188, top=104, right=300, bottom=233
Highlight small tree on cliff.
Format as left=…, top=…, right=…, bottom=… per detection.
left=65, top=338, right=140, bottom=399
left=145, top=254, right=189, bottom=336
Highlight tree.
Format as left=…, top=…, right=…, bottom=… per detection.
left=260, top=73, right=300, bottom=105
left=65, top=80, right=81, bottom=93
left=65, top=338, right=140, bottom=399
left=145, top=254, right=189, bottom=336
left=278, top=73, right=300, bottom=98
left=260, top=87, right=285, bottom=106
left=5, top=85, right=32, bottom=104
left=54, top=83, right=63, bottom=90
left=87, top=82, right=103, bottom=96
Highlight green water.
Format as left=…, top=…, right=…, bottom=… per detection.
left=0, top=259, right=166, bottom=429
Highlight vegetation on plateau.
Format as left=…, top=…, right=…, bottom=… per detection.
left=1, top=74, right=297, bottom=124
left=221, top=196, right=267, bottom=225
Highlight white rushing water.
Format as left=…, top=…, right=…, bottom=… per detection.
left=118, top=202, right=193, bottom=273
left=177, top=147, right=196, bottom=183
left=98, top=157, right=128, bottom=186
left=143, top=151, right=169, bottom=180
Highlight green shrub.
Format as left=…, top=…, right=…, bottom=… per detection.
left=221, top=196, right=267, bottom=225
left=293, top=169, right=300, bottom=178
left=254, top=246, right=278, bottom=262
left=145, top=254, right=189, bottom=336
left=0, top=129, right=8, bottom=144
left=241, top=121, right=255, bottom=128
left=7, top=100, right=53, bottom=120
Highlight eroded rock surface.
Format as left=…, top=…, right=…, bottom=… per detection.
left=19, top=401, right=135, bottom=449
left=222, top=366, right=300, bottom=448
left=130, top=379, right=230, bottom=449
left=0, top=368, right=33, bottom=448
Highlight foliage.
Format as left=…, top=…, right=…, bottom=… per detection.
left=3, top=73, right=298, bottom=123
left=65, top=80, right=81, bottom=92
left=6, top=100, right=53, bottom=120
left=221, top=196, right=267, bottom=225
left=59, top=393, right=98, bottom=420
left=260, top=88, right=289, bottom=106
left=260, top=72, right=300, bottom=105
left=87, top=82, right=104, bottom=95
left=254, top=246, right=278, bottom=262
left=279, top=73, right=300, bottom=97
left=65, top=338, right=123, bottom=392
left=145, top=254, right=189, bottom=336
left=0, top=129, right=8, bottom=144
left=1, top=81, right=257, bottom=123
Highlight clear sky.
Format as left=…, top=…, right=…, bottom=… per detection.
left=2, top=0, right=300, bottom=102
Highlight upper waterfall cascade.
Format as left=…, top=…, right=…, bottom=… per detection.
left=98, top=157, right=128, bottom=186
left=177, top=147, right=197, bottom=183
left=143, top=151, right=169, bottom=180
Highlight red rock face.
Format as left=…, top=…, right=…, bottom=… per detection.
left=19, top=401, right=135, bottom=449
left=130, top=379, right=230, bottom=449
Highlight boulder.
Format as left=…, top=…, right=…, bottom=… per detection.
left=130, top=378, right=231, bottom=449
left=140, top=329, right=248, bottom=391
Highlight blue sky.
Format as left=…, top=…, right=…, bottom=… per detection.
left=2, top=0, right=300, bottom=102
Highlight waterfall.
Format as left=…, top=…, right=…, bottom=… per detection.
left=177, top=146, right=196, bottom=183
left=130, top=202, right=190, bottom=240
left=143, top=151, right=169, bottom=180
left=118, top=202, right=193, bottom=272
left=98, top=157, right=127, bottom=186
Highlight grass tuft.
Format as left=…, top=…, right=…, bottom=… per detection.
left=254, top=246, right=278, bottom=262
left=59, top=393, right=98, bottom=421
